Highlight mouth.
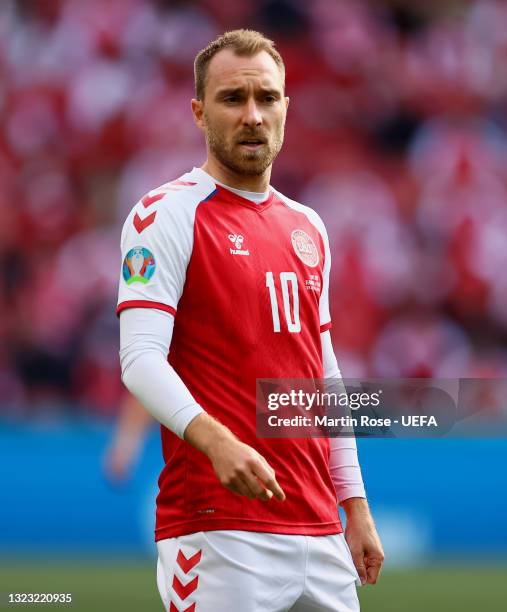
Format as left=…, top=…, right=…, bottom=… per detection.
left=237, top=138, right=266, bottom=151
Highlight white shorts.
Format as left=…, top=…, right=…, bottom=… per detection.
left=156, top=530, right=360, bottom=612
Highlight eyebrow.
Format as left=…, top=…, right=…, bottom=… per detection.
left=215, top=87, right=243, bottom=98
left=214, top=86, right=282, bottom=99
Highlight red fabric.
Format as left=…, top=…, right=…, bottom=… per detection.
left=156, top=188, right=341, bottom=540
left=172, top=575, right=199, bottom=600
left=176, top=549, right=202, bottom=574
left=133, top=210, right=157, bottom=233
left=169, top=603, right=195, bottom=612
left=142, top=193, right=165, bottom=208
left=116, top=300, right=176, bottom=317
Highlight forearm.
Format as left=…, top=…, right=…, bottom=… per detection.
left=120, top=308, right=204, bottom=439
left=122, top=352, right=203, bottom=438
left=329, top=439, right=366, bottom=503
left=341, top=496, right=372, bottom=517
left=120, top=308, right=243, bottom=455
left=184, top=411, right=237, bottom=454
left=322, top=330, right=366, bottom=503
left=184, top=406, right=285, bottom=502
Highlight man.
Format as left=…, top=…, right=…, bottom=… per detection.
left=118, top=29, right=383, bottom=612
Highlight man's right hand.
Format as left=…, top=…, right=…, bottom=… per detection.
left=184, top=413, right=285, bottom=502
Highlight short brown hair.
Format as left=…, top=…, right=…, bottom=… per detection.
left=194, top=29, right=285, bottom=100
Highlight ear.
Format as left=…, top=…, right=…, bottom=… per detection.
left=191, top=98, right=205, bottom=131
left=285, top=96, right=290, bottom=111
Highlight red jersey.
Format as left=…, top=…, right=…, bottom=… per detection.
left=117, top=167, right=342, bottom=540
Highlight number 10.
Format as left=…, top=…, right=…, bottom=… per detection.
left=265, top=271, right=301, bottom=333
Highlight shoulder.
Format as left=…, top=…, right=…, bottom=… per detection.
left=271, top=188, right=328, bottom=239
left=121, top=168, right=217, bottom=241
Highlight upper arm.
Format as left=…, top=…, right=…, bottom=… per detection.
left=318, top=218, right=332, bottom=330
left=321, top=330, right=341, bottom=379
left=117, top=193, right=195, bottom=317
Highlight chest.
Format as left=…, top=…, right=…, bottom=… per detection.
left=183, top=198, right=324, bottom=334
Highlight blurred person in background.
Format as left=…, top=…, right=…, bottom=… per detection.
left=103, top=393, right=154, bottom=483
left=117, top=29, right=383, bottom=612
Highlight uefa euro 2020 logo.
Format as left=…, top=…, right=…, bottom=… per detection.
left=123, top=246, right=156, bottom=285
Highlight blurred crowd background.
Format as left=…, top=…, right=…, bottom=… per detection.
left=3, top=0, right=507, bottom=419
left=1, top=0, right=507, bottom=591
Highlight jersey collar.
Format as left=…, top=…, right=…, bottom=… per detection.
left=190, top=167, right=275, bottom=213
left=215, top=185, right=275, bottom=212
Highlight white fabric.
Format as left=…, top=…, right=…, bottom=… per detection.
left=157, top=530, right=360, bottom=612
left=272, top=189, right=332, bottom=327
left=118, top=168, right=216, bottom=311
left=322, top=330, right=366, bottom=503
left=118, top=167, right=269, bottom=312
left=207, top=171, right=270, bottom=204
left=119, top=308, right=203, bottom=439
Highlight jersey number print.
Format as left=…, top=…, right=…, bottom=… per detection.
left=265, top=271, right=301, bottom=333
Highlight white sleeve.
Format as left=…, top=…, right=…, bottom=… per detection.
left=119, top=307, right=204, bottom=439
left=319, top=221, right=332, bottom=329
left=322, top=330, right=366, bottom=503
left=117, top=189, right=197, bottom=316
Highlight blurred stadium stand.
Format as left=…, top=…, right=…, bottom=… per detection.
left=1, top=0, right=507, bottom=563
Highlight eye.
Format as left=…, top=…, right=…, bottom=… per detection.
left=224, top=95, right=239, bottom=103
left=265, top=95, right=276, bottom=103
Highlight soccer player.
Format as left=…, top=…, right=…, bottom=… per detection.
left=118, top=29, right=383, bottom=612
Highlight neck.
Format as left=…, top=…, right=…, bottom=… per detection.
left=202, top=156, right=271, bottom=192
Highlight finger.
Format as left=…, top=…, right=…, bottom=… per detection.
left=241, top=471, right=272, bottom=501
left=351, top=553, right=367, bottom=585
left=365, top=557, right=383, bottom=584
left=228, top=477, right=255, bottom=499
left=252, top=462, right=286, bottom=501
left=243, top=472, right=274, bottom=501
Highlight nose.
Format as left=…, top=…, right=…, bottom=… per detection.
left=242, top=97, right=262, bottom=127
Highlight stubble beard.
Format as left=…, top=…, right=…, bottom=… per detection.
left=205, top=117, right=285, bottom=177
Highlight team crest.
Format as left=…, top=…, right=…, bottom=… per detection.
left=291, top=229, right=319, bottom=267
left=123, top=246, right=156, bottom=285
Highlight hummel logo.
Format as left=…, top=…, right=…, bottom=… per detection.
left=228, top=234, right=249, bottom=256
left=228, top=234, right=244, bottom=249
